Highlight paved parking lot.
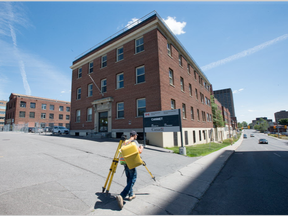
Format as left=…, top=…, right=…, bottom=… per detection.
left=0, top=132, right=199, bottom=215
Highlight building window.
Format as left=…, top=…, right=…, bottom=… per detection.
left=117, top=102, right=124, bottom=119
left=66, top=115, right=70, bottom=120
left=193, top=131, right=196, bottom=143
left=89, top=62, right=93, bottom=73
left=189, top=84, right=192, bottom=96
left=59, top=123, right=63, bottom=126
left=194, top=70, right=197, bottom=80
left=167, top=43, right=171, bottom=56
left=59, top=106, right=63, bottom=111
left=117, top=47, right=124, bottom=61
left=49, top=105, right=54, bottom=110
left=76, top=110, right=80, bottom=122
left=182, top=103, right=186, bottom=119
left=19, top=111, right=25, bottom=118
left=42, top=104, right=47, bottom=110
left=20, top=101, right=26, bottom=108
left=117, top=73, right=124, bottom=89
left=87, top=107, right=92, bottom=122
left=135, top=37, right=144, bottom=53
left=191, top=107, right=194, bottom=120
left=180, top=77, right=184, bottom=92
left=197, top=109, right=200, bottom=121
left=169, top=69, right=174, bottom=85
left=66, top=107, right=70, bottom=112
left=88, top=83, right=93, bottom=97
left=78, top=68, right=82, bottom=78
left=77, top=88, right=81, bottom=100
left=171, top=99, right=176, bottom=110
left=203, top=130, right=206, bottom=140
left=49, top=113, right=54, bottom=119
left=179, top=55, right=182, bottom=66
left=59, top=114, right=63, bottom=120
left=187, top=64, right=190, bottom=74
left=136, top=66, right=145, bottom=84
left=30, top=102, right=36, bottom=109
left=101, top=79, right=107, bottom=93
left=29, top=112, right=35, bottom=118
left=195, top=88, right=198, bottom=100
left=199, top=130, right=202, bottom=141
left=101, top=55, right=107, bottom=68
left=41, top=113, right=46, bottom=119
left=137, top=98, right=146, bottom=117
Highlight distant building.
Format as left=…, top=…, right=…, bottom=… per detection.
left=213, top=88, right=237, bottom=126
left=5, top=93, right=71, bottom=129
left=274, top=110, right=288, bottom=123
left=0, top=100, right=7, bottom=130
left=251, top=117, right=273, bottom=127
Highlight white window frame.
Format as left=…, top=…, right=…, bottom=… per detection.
left=135, top=37, right=144, bottom=54
left=89, top=62, right=93, bottom=74
left=76, top=110, right=81, bottom=123
left=42, top=104, right=47, bottom=110
left=187, top=64, right=190, bottom=74
left=117, top=102, right=124, bottom=119
left=182, top=103, right=186, bottom=119
left=189, top=84, right=192, bottom=96
left=180, top=77, right=184, bottom=92
left=77, top=88, right=81, bottom=100
left=179, top=55, right=182, bottom=66
left=88, top=83, right=93, bottom=97
left=117, top=47, right=124, bottom=62
left=191, top=107, right=194, bottom=120
left=59, top=106, right=64, bottom=111
left=101, top=55, right=107, bottom=68
left=101, top=79, right=107, bottom=93
left=171, top=99, right=176, bottom=110
left=78, top=68, right=82, bottom=78
left=137, top=98, right=146, bottom=117
left=136, top=66, right=145, bottom=84
left=117, top=73, right=124, bottom=89
left=167, top=43, right=171, bottom=56
left=87, top=107, right=92, bottom=122
left=169, top=69, right=174, bottom=85
left=41, top=113, right=46, bottom=119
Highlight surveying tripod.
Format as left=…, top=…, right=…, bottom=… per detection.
left=102, top=135, right=155, bottom=194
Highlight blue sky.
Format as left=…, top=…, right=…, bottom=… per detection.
left=0, top=1, right=287, bottom=124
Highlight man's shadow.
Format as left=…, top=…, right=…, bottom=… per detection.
left=94, top=192, right=150, bottom=211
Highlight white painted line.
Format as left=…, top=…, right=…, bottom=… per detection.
left=274, top=153, right=281, bottom=157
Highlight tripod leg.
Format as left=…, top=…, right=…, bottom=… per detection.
left=142, top=161, right=156, bottom=181
left=102, top=136, right=126, bottom=193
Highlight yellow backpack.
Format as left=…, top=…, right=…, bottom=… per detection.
left=119, top=140, right=143, bottom=169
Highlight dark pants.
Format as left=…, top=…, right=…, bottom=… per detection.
left=120, top=165, right=137, bottom=198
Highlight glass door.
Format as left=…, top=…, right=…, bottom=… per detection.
left=99, top=112, right=108, bottom=132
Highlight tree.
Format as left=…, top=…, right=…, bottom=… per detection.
left=211, top=95, right=224, bottom=128
left=279, top=118, right=288, bottom=126
left=242, top=121, right=248, bottom=127
left=254, top=118, right=269, bottom=132
left=238, top=122, right=243, bottom=128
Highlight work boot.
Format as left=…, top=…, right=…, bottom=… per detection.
left=128, top=194, right=136, bottom=201
left=116, top=195, right=123, bottom=209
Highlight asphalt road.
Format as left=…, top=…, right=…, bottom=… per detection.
left=191, top=129, right=288, bottom=215
left=0, top=132, right=199, bottom=215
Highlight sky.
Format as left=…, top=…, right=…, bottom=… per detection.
left=0, top=1, right=288, bottom=124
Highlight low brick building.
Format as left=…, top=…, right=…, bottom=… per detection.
left=0, top=100, right=7, bottom=130
left=70, top=12, right=214, bottom=147
left=5, top=93, right=71, bottom=129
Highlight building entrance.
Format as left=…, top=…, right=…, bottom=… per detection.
left=99, top=111, right=108, bottom=132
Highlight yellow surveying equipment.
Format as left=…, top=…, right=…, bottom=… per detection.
left=102, top=135, right=155, bottom=194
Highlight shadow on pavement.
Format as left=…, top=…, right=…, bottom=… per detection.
left=94, top=192, right=120, bottom=211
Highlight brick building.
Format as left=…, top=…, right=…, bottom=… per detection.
left=274, top=110, right=288, bottom=123
left=5, top=93, right=71, bottom=129
left=70, top=12, right=214, bottom=147
left=0, top=100, right=7, bottom=130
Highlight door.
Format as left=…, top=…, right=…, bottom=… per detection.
left=99, top=111, right=108, bottom=132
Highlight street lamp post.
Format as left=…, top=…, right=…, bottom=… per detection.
left=277, top=121, right=280, bottom=138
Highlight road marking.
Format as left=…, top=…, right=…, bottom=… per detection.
left=274, top=153, right=281, bottom=157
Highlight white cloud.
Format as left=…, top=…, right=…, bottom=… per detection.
left=163, top=16, right=186, bottom=35
left=201, top=34, right=288, bottom=71
left=248, top=110, right=254, bottom=112
left=233, top=88, right=244, bottom=94
left=1, top=2, right=31, bottom=95
left=125, top=18, right=141, bottom=29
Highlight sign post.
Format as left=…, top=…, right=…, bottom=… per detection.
left=143, top=109, right=186, bottom=155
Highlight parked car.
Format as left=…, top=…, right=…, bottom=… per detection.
left=28, top=127, right=34, bottom=133
left=259, top=139, right=268, bottom=144
left=31, top=127, right=44, bottom=133
left=243, top=134, right=247, bottom=138
left=250, top=134, right=254, bottom=137
left=44, top=126, right=52, bottom=132
left=53, top=126, right=69, bottom=135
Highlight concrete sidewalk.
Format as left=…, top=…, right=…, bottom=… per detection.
left=89, top=135, right=243, bottom=215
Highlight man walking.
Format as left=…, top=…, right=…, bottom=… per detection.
left=116, top=130, right=143, bottom=209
